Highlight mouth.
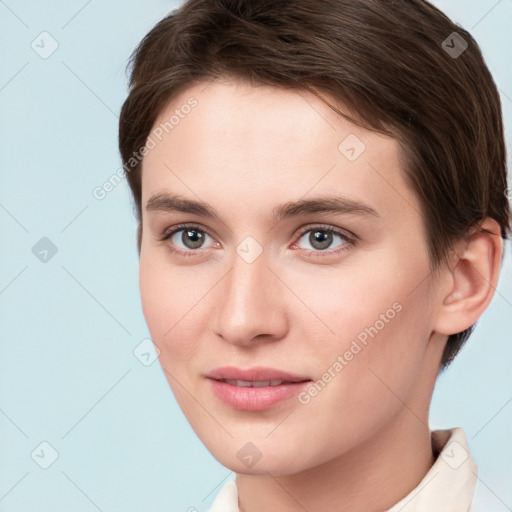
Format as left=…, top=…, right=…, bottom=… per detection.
left=214, top=378, right=310, bottom=387
left=206, top=368, right=312, bottom=411
left=205, top=365, right=311, bottom=384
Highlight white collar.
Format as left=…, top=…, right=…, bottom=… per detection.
left=207, top=427, right=478, bottom=512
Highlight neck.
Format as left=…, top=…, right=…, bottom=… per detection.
left=236, top=410, right=435, bottom=512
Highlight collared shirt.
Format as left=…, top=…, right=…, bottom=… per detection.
left=207, top=427, right=479, bottom=512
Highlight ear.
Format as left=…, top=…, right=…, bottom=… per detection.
left=433, top=218, right=504, bottom=336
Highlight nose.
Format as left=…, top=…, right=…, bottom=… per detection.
left=212, top=249, right=289, bottom=347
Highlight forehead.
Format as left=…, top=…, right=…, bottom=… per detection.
left=141, top=80, right=421, bottom=226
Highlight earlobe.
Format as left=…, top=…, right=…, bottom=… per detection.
left=433, top=218, right=503, bottom=336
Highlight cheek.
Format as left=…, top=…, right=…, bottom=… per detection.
left=139, top=253, right=179, bottom=363
left=138, top=252, right=206, bottom=374
left=287, top=269, right=431, bottom=455
left=291, top=245, right=428, bottom=345
left=139, top=256, right=201, bottom=418
left=293, top=244, right=433, bottom=395
left=139, top=253, right=165, bottom=337
left=139, top=250, right=188, bottom=335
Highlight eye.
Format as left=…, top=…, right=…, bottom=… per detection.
left=158, top=223, right=356, bottom=259
left=158, top=224, right=217, bottom=256
left=293, top=225, right=355, bottom=256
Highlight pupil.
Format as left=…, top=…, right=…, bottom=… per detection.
left=311, top=230, right=331, bottom=250
left=184, top=229, right=204, bottom=248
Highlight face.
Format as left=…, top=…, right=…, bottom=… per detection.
left=139, top=79, right=444, bottom=475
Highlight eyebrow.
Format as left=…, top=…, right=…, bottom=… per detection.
left=145, top=192, right=380, bottom=221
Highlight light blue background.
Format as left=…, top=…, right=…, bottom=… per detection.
left=0, top=1, right=511, bottom=510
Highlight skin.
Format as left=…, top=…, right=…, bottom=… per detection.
left=138, top=79, right=502, bottom=512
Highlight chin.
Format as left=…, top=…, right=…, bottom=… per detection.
left=199, top=434, right=310, bottom=476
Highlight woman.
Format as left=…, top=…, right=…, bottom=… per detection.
left=118, top=1, right=510, bottom=510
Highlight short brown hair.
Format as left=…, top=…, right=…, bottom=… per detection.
left=118, top=0, right=510, bottom=369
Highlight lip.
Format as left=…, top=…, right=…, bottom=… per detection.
left=208, top=379, right=311, bottom=411
left=205, top=366, right=312, bottom=411
left=206, top=366, right=311, bottom=383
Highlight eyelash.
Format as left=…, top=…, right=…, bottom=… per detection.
left=157, top=223, right=356, bottom=259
